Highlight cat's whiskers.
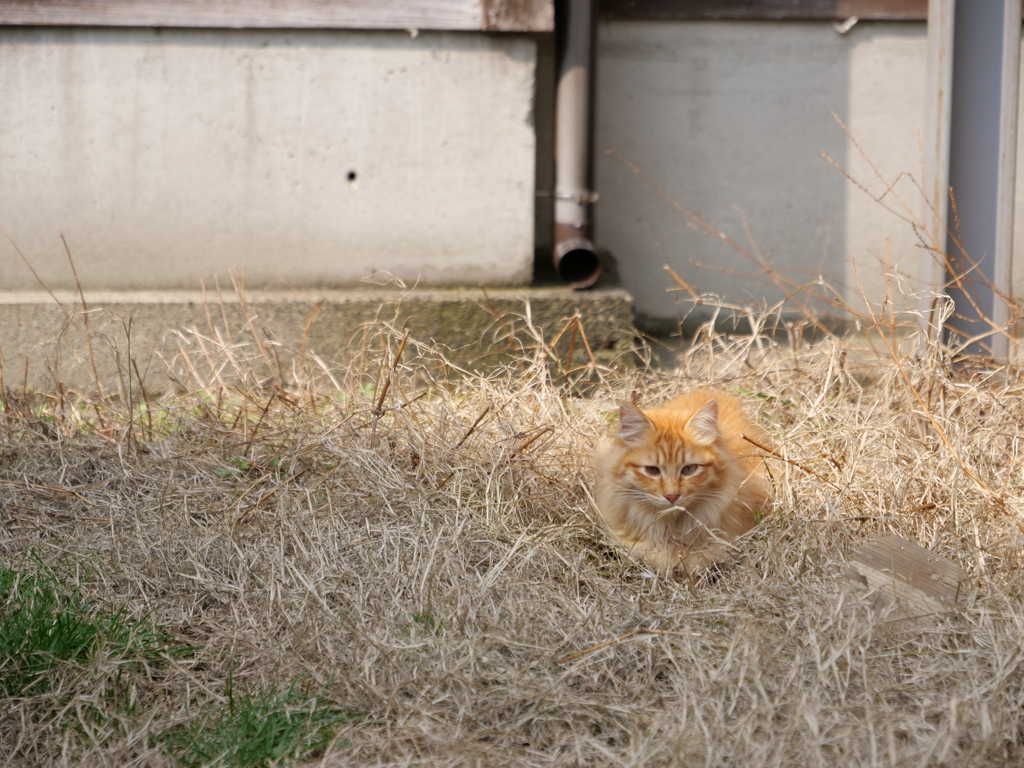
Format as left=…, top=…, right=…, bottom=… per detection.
left=608, top=483, right=665, bottom=509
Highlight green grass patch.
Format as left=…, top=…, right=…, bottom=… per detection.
left=0, top=561, right=188, bottom=697
left=157, top=677, right=357, bottom=767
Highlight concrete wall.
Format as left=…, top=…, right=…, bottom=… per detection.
left=0, top=28, right=537, bottom=291
left=595, top=20, right=934, bottom=325
left=5, top=20, right=1024, bottom=329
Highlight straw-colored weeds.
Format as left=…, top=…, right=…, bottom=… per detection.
left=2, top=297, right=1024, bottom=767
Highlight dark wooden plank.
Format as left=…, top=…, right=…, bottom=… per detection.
left=599, top=0, right=928, bottom=21
left=0, top=0, right=554, bottom=31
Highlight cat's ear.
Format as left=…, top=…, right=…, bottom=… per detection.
left=618, top=401, right=653, bottom=444
left=686, top=399, right=720, bottom=445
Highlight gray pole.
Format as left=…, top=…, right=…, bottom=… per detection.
left=942, top=0, right=1021, bottom=359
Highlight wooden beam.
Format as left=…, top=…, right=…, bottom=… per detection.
left=599, top=0, right=928, bottom=21
left=0, top=0, right=554, bottom=32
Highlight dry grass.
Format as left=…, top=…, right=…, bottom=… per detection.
left=3, top=289, right=1024, bottom=768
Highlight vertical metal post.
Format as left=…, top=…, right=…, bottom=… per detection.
left=941, top=0, right=1021, bottom=359
left=993, top=2, right=1022, bottom=357
left=921, top=0, right=955, bottom=335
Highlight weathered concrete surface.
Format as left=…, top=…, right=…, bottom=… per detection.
left=594, top=22, right=934, bottom=323
left=10, top=19, right=1024, bottom=335
left=0, top=28, right=537, bottom=291
left=0, top=288, right=634, bottom=391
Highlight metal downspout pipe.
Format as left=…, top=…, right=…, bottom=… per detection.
left=553, top=0, right=601, bottom=288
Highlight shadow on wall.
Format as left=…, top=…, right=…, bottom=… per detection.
left=594, top=20, right=929, bottom=327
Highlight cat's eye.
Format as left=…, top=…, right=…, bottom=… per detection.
left=681, top=464, right=700, bottom=476
left=642, top=465, right=662, bottom=477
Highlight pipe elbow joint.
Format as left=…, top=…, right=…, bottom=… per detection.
left=554, top=236, right=601, bottom=289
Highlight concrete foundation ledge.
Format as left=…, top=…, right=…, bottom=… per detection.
left=0, top=287, right=635, bottom=392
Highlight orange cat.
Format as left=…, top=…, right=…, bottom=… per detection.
left=592, top=390, right=770, bottom=577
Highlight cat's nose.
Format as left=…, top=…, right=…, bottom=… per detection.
left=664, top=494, right=680, bottom=504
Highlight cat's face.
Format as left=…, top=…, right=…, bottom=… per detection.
left=610, top=400, right=732, bottom=514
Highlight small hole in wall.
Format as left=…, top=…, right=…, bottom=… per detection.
left=347, top=171, right=358, bottom=182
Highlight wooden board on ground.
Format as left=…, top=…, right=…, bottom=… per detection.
left=846, top=534, right=962, bottom=627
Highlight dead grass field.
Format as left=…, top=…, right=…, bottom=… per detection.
left=2, top=291, right=1024, bottom=767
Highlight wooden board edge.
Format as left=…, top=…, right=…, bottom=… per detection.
left=0, top=1, right=554, bottom=32
left=598, top=0, right=929, bottom=21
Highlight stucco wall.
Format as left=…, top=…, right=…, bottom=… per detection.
left=0, top=28, right=537, bottom=291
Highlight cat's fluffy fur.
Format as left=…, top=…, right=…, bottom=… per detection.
left=592, top=390, right=770, bottom=577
